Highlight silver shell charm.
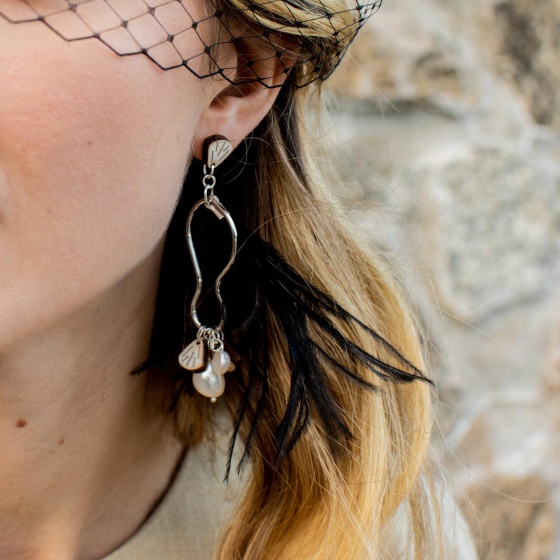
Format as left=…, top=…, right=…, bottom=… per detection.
left=178, top=339, right=206, bottom=371
left=211, top=350, right=231, bottom=375
left=204, top=135, right=233, bottom=169
left=192, top=360, right=226, bottom=403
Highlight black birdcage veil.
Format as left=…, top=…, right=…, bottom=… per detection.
left=0, top=0, right=381, bottom=87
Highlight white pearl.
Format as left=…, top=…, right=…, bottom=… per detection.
left=211, top=350, right=231, bottom=375
left=193, top=362, right=225, bottom=399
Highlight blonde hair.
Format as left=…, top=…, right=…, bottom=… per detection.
left=145, top=1, right=445, bottom=557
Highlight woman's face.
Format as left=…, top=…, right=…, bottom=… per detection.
left=0, top=14, right=212, bottom=350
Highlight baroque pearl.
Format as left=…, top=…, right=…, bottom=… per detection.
left=193, top=361, right=225, bottom=399
left=211, top=350, right=231, bottom=375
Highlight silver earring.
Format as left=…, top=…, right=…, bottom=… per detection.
left=178, top=135, right=236, bottom=403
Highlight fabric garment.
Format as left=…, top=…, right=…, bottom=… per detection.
left=102, top=405, right=478, bottom=560
left=441, top=488, right=480, bottom=560
left=103, top=404, right=248, bottom=560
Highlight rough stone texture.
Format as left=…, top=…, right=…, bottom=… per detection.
left=324, top=1, right=560, bottom=557
left=493, top=0, right=560, bottom=128
left=329, top=0, right=480, bottom=116
left=406, top=145, right=560, bottom=323
left=460, top=474, right=555, bottom=560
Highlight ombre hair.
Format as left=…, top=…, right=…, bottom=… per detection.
left=142, top=1, right=445, bottom=558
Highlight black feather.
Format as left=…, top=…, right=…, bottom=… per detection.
left=221, top=226, right=433, bottom=482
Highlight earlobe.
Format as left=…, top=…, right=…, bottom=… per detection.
left=192, top=45, right=292, bottom=161
left=193, top=80, right=282, bottom=161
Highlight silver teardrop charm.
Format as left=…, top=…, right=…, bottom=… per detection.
left=203, top=135, right=233, bottom=169
left=178, top=339, right=206, bottom=371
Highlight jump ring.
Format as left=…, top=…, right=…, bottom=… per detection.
left=209, top=337, right=224, bottom=352
left=202, top=163, right=215, bottom=177
left=202, top=174, right=216, bottom=189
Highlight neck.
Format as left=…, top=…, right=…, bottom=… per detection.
left=0, top=247, right=184, bottom=560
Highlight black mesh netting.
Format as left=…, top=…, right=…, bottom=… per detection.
left=0, top=0, right=381, bottom=87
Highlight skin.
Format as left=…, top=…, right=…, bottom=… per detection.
left=0, top=10, right=281, bottom=560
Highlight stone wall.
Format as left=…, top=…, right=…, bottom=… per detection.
left=324, top=0, right=560, bottom=557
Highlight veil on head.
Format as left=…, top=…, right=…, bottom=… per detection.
left=0, top=0, right=381, bottom=87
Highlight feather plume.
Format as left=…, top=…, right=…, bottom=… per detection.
left=221, top=227, right=432, bottom=482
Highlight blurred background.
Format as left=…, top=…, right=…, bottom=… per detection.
left=322, top=0, right=560, bottom=558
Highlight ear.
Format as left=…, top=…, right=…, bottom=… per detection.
left=192, top=51, right=294, bottom=161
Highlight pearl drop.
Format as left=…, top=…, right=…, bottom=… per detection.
left=211, top=350, right=231, bottom=375
left=193, top=362, right=225, bottom=399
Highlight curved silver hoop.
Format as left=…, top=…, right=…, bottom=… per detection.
left=186, top=196, right=238, bottom=332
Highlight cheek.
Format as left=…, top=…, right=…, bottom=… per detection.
left=0, top=20, right=205, bottom=347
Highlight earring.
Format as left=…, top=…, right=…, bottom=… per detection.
left=178, top=135, right=236, bottom=403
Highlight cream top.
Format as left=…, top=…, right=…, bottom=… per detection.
left=103, top=406, right=248, bottom=560
left=101, top=407, right=478, bottom=560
